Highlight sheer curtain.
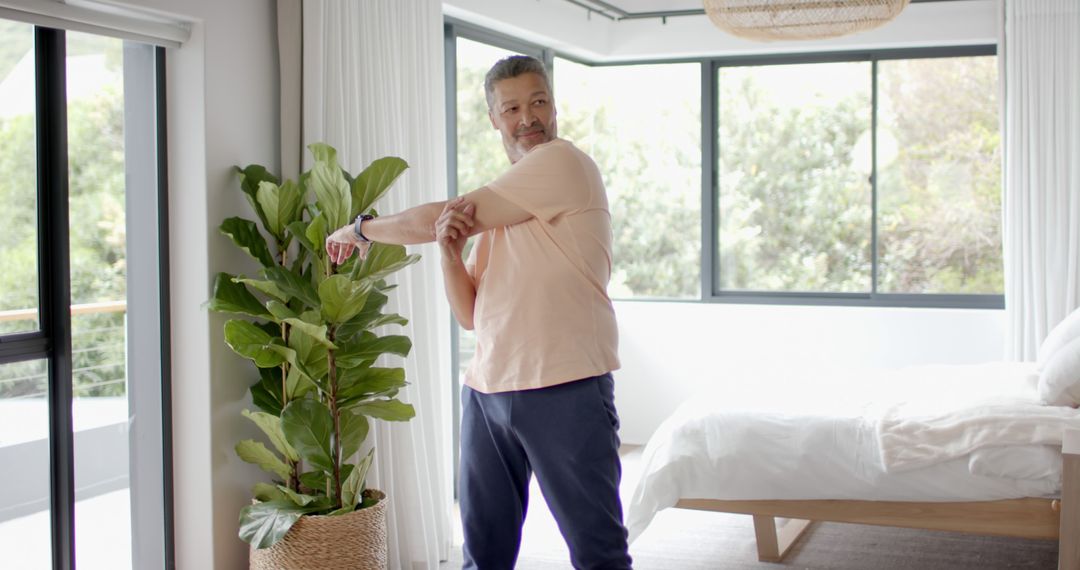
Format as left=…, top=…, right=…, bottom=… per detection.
left=291, top=0, right=454, bottom=567
left=1003, top=0, right=1080, bottom=360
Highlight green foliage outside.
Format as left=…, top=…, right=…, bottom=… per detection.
left=877, top=57, right=1002, bottom=294
left=0, top=31, right=128, bottom=399
left=715, top=57, right=1001, bottom=294
left=718, top=65, right=873, bottom=292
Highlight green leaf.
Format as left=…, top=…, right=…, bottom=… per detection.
left=281, top=399, right=335, bottom=473
left=340, top=448, right=373, bottom=511
left=257, top=179, right=305, bottom=241
left=252, top=482, right=288, bottom=503
left=239, top=500, right=318, bottom=549
left=233, top=277, right=288, bottom=303
left=251, top=367, right=284, bottom=416
left=352, top=398, right=415, bottom=422
left=305, top=214, right=329, bottom=260
left=208, top=273, right=271, bottom=318
left=336, top=290, right=389, bottom=338
left=319, top=274, right=372, bottom=324
left=334, top=332, right=412, bottom=368
left=236, top=164, right=279, bottom=232
left=283, top=317, right=336, bottom=349
left=242, top=409, right=299, bottom=462
left=355, top=242, right=421, bottom=282
left=236, top=439, right=291, bottom=480
left=287, top=220, right=318, bottom=256
left=286, top=363, right=318, bottom=400
left=224, top=320, right=295, bottom=368
left=339, top=367, right=406, bottom=401
left=308, top=143, right=351, bottom=231
left=261, top=265, right=320, bottom=308
left=308, top=142, right=338, bottom=166
left=352, top=157, right=408, bottom=216
left=288, top=327, right=328, bottom=385
left=220, top=217, right=276, bottom=268
left=339, top=411, right=369, bottom=461
left=299, top=470, right=327, bottom=492
left=298, top=465, right=352, bottom=493
left=266, top=300, right=299, bottom=321
left=276, top=485, right=318, bottom=506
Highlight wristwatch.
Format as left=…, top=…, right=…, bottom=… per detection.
left=353, top=214, right=374, bottom=243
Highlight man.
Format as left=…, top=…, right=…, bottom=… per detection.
left=325, top=55, right=631, bottom=570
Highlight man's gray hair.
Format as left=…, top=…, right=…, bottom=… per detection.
left=484, top=55, right=552, bottom=109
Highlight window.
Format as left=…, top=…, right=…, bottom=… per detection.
left=556, top=58, right=701, bottom=299
left=876, top=56, right=1001, bottom=294
left=717, top=61, right=872, bottom=293
left=0, top=23, right=170, bottom=570
left=713, top=50, right=1001, bottom=305
left=448, top=24, right=1000, bottom=308
left=0, top=20, right=39, bottom=333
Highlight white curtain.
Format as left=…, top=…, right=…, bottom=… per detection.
left=298, top=1, right=454, bottom=567
left=1003, top=0, right=1080, bottom=360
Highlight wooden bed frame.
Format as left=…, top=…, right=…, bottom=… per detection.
left=673, top=429, right=1080, bottom=569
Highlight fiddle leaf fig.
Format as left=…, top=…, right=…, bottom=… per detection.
left=220, top=217, right=276, bottom=268
left=214, top=144, right=418, bottom=549
left=319, top=274, right=372, bottom=324
left=223, top=320, right=295, bottom=368
left=209, top=273, right=271, bottom=319
left=236, top=440, right=290, bottom=480
left=352, top=157, right=408, bottom=216
left=281, top=399, right=335, bottom=474
left=351, top=398, right=415, bottom=422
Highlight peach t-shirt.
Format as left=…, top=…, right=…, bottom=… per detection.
left=463, top=138, right=620, bottom=393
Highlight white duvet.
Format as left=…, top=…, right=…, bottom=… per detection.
left=626, top=361, right=1079, bottom=543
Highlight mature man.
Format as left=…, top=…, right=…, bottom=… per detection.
left=325, top=55, right=631, bottom=569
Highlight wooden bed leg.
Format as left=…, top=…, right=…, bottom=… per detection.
left=1060, top=429, right=1080, bottom=570
left=752, top=515, right=813, bottom=562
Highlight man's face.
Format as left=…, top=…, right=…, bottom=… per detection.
left=488, top=72, right=557, bottom=164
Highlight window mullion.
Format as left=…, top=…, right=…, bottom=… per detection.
left=702, top=61, right=717, bottom=300
left=35, top=25, right=75, bottom=570
left=871, top=58, right=879, bottom=295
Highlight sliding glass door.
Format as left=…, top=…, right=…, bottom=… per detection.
left=0, top=21, right=170, bottom=570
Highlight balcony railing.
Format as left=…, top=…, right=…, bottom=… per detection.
left=0, top=300, right=128, bottom=400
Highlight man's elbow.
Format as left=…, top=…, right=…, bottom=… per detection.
left=458, top=318, right=474, bottom=331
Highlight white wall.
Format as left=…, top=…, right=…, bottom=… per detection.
left=445, top=0, right=998, bottom=61
left=109, top=1, right=279, bottom=568
left=613, top=302, right=1006, bottom=444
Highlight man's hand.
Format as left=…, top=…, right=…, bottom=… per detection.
left=325, top=223, right=370, bottom=266
left=436, top=197, right=475, bottom=263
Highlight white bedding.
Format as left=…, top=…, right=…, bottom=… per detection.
left=626, top=362, right=1073, bottom=543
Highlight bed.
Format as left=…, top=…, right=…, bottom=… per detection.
left=625, top=359, right=1080, bottom=567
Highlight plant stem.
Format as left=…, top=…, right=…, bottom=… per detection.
left=279, top=242, right=300, bottom=492
left=327, top=325, right=343, bottom=508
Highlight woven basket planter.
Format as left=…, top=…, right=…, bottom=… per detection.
left=249, top=490, right=388, bottom=570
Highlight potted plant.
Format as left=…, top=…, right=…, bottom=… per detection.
left=208, top=143, right=420, bottom=569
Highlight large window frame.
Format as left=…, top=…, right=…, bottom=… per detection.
left=444, top=19, right=1003, bottom=310
left=0, top=26, right=174, bottom=570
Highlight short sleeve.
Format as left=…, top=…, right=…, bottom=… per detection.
left=486, top=140, right=593, bottom=222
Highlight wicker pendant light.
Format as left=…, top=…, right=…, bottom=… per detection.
left=702, top=0, right=911, bottom=42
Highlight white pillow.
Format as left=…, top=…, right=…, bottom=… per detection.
left=968, top=445, right=1061, bottom=482
left=1037, top=336, right=1080, bottom=406
left=1038, top=306, right=1080, bottom=368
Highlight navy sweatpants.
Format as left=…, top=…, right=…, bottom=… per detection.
left=459, top=373, right=632, bottom=570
